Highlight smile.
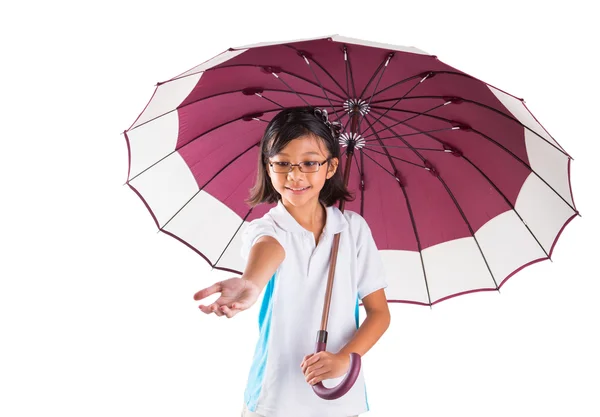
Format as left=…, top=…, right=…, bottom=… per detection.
left=286, top=186, right=311, bottom=194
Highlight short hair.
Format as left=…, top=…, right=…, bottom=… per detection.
left=245, top=106, right=355, bottom=208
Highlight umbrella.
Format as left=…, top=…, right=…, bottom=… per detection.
left=123, top=34, right=578, bottom=399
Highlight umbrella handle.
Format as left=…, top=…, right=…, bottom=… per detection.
left=311, top=339, right=361, bottom=400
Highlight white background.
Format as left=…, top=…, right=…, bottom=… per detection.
left=2, top=1, right=599, bottom=416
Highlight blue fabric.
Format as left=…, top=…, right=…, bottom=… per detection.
left=355, top=296, right=369, bottom=411
left=244, top=273, right=276, bottom=412
left=354, top=297, right=359, bottom=329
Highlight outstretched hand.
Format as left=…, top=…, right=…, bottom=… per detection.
left=193, top=277, right=260, bottom=318
left=300, top=351, right=351, bottom=385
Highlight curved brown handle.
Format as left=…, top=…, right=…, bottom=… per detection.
left=311, top=340, right=361, bottom=400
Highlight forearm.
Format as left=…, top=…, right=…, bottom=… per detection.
left=242, top=236, right=285, bottom=293
left=338, top=310, right=391, bottom=357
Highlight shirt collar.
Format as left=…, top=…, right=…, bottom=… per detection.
left=270, top=199, right=348, bottom=236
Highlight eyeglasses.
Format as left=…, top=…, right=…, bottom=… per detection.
left=268, top=158, right=330, bottom=173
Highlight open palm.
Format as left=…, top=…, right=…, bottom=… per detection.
left=193, top=277, right=260, bottom=318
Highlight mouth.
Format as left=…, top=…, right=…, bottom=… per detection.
left=286, top=186, right=311, bottom=194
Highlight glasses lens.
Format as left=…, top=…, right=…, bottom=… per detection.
left=300, top=162, right=319, bottom=173
left=272, top=162, right=320, bottom=173
left=272, top=163, right=288, bottom=173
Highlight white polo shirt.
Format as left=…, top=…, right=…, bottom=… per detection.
left=240, top=199, right=388, bottom=417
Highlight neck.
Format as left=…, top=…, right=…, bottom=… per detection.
left=282, top=198, right=325, bottom=229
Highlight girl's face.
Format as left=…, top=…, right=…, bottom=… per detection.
left=266, top=134, right=339, bottom=209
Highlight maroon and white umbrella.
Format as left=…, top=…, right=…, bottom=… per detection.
left=123, top=34, right=578, bottom=398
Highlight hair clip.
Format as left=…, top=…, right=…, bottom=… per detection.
left=314, top=107, right=342, bottom=138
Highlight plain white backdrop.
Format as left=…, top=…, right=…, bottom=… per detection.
left=2, top=1, right=598, bottom=416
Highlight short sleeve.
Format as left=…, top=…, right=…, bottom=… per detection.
left=240, top=217, right=282, bottom=263
left=355, top=215, right=388, bottom=301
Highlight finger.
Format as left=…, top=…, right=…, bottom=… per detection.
left=209, top=304, right=224, bottom=317
left=198, top=304, right=214, bottom=315
left=302, top=354, right=319, bottom=372
left=308, top=370, right=331, bottom=385
left=301, top=354, right=313, bottom=365
left=305, top=362, right=325, bottom=378
left=307, top=353, right=322, bottom=366
left=193, top=282, right=222, bottom=301
left=303, top=356, right=323, bottom=374
left=220, top=305, right=241, bottom=318
left=309, top=374, right=328, bottom=385
left=230, top=301, right=247, bottom=311
left=301, top=354, right=314, bottom=372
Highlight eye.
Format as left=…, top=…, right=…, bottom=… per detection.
left=303, top=161, right=318, bottom=167
left=274, top=162, right=290, bottom=167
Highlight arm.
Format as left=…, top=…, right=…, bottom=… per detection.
left=193, top=235, right=285, bottom=318
left=301, top=288, right=390, bottom=385
left=338, top=288, right=390, bottom=359
left=242, top=236, right=286, bottom=293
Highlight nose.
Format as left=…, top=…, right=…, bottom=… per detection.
left=287, top=165, right=305, bottom=179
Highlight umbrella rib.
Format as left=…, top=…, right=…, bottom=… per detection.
left=283, top=44, right=350, bottom=99
left=361, top=147, right=427, bottom=169
left=366, top=73, right=433, bottom=135
left=367, top=70, right=465, bottom=101
left=159, top=142, right=260, bottom=232
left=363, top=126, right=459, bottom=142
left=367, top=107, right=578, bottom=213
left=127, top=108, right=283, bottom=183
left=158, top=63, right=347, bottom=101
left=364, top=109, right=557, bottom=258
left=460, top=154, right=551, bottom=259
left=365, top=145, right=448, bottom=151
left=358, top=147, right=400, bottom=178
left=128, top=87, right=342, bottom=132
left=213, top=206, right=255, bottom=269
left=251, top=91, right=341, bottom=112
left=272, top=71, right=311, bottom=107
left=359, top=125, right=434, bottom=306
left=363, top=115, right=499, bottom=291
left=358, top=53, right=394, bottom=133
left=368, top=96, right=571, bottom=159
left=397, top=151, right=552, bottom=258
left=378, top=70, right=573, bottom=156
left=351, top=151, right=365, bottom=215
left=367, top=73, right=424, bottom=101
left=362, top=100, right=450, bottom=140
left=298, top=52, right=344, bottom=125
left=344, top=45, right=358, bottom=99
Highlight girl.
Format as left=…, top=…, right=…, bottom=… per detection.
left=193, top=106, right=390, bottom=417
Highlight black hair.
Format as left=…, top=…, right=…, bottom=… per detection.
left=245, top=106, right=354, bottom=207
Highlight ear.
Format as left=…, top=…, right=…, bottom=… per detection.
left=326, top=157, right=339, bottom=179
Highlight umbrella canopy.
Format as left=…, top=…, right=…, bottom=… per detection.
left=124, top=34, right=578, bottom=307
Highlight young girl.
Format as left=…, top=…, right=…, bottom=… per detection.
left=193, top=106, right=390, bottom=417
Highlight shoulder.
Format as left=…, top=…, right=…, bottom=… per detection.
left=246, top=212, right=276, bottom=228
left=240, top=211, right=286, bottom=261
left=341, top=209, right=369, bottom=231
left=241, top=211, right=279, bottom=241
left=340, top=209, right=375, bottom=250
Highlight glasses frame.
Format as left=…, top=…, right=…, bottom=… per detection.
left=268, top=158, right=331, bottom=174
